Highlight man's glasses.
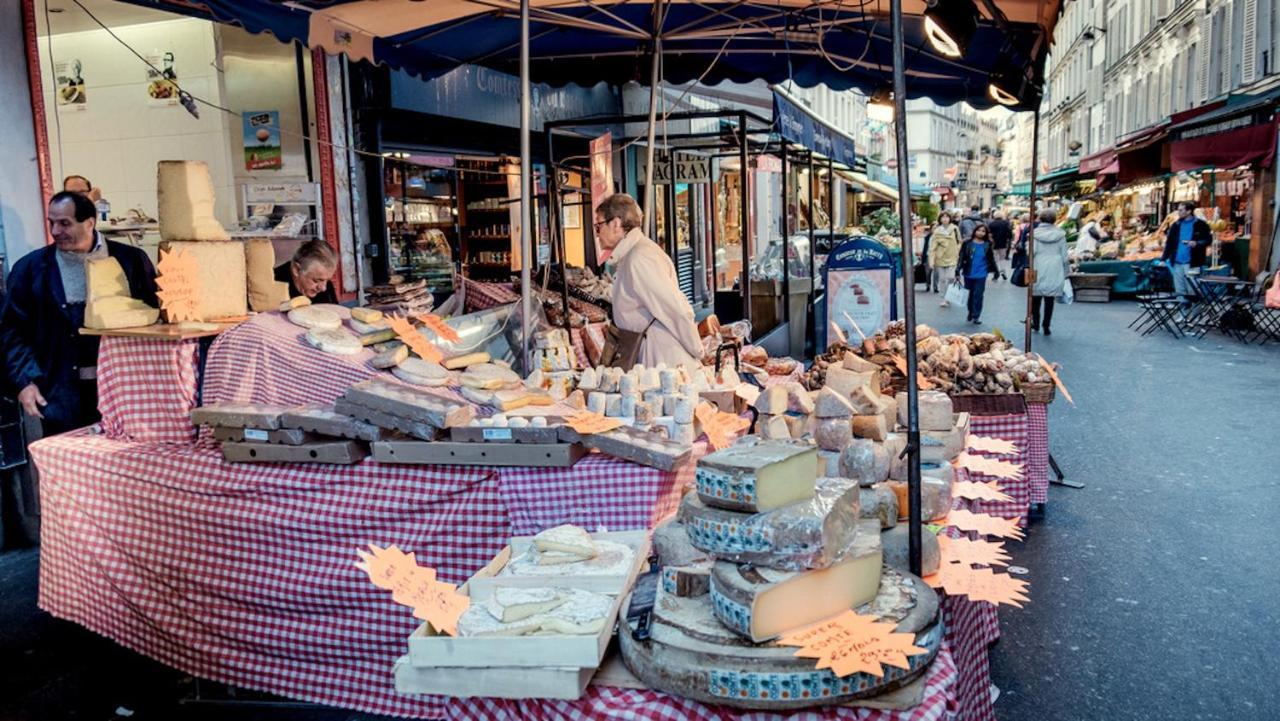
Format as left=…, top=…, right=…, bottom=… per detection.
left=593, top=219, right=609, bottom=231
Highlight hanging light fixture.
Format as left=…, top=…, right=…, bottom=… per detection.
left=868, top=89, right=895, bottom=123
left=988, top=50, right=1033, bottom=107
left=923, top=0, right=979, bottom=58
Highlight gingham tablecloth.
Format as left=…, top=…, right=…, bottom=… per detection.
left=1025, top=404, right=1050, bottom=504
left=445, top=644, right=958, bottom=721
left=97, top=336, right=200, bottom=443
left=965, top=414, right=1031, bottom=524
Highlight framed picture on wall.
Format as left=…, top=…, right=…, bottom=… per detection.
left=563, top=193, right=582, bottom=229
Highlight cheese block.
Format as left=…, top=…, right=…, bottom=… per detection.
left=817, top=450, right=841, bottom=477
left=848, top=384, right=882, bottom=415
left=371, top=345, right=410, bottom=369
left=753, top=385, right=789, bottom=415
left=813, top=418, right=852, bottom=452
left=813, top=387, right=855, bottom=418
left=279, top=405, right=383, bottom=442
left=157, top=240, right=248, bottom=321
left=784, top=384, right=815, bottom=415
left=279, top=296, right=310, bottom=312
left=350, top=307, right=383, bottom=324
left=191, top=403, right=294, bottom=430
left=460, top=363, right=521, bottom=389
left=886, top=475, right=954, bottom=522
left=890, top=457, right=955, bottom=486
left=84, top=257, right=161, bottom=329
left=678, top=476, right=861, bottom=571
left=532, top=524, right=596, bottom=559
left=695, top=440, right=818, bottom=513
left=920, top=412, right=969, bottom=463
left=837, top=439, right=880, bottom=486
left=340, top=378, right=474, bottom=429
left=880, top=525, right=941, bottom=576
left=757, top=414, right=792, bottom=441
left=709, top=524, right=882, bottom=642
left=896, top=390, right=954, bottom=432
left=842, top=351, right=879, bottom=373
left=156, top=160, right=229, bottom=241
left=851, top=414, right=888, bottom=441
left=245, top=239, right=289, bottom=312
left=653, top=518, right=714, bottom=597
left=626, top=568, right=941, bottom=711
left=822, top=366, right=870, bottom=398
left=484, top=587, right=566, bottom=623
left=306, top=328, right=362, bottom=355
left=860, top=484, right=899, bottom=529
left=577, top=367, right=599, bottom=390
left=444, top=352, right=491, bottom=370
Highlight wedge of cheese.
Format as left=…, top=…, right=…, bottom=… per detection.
left=709, top=523, right=882, bottom=642
left=484, top=587, right=566, bottom=623
left=245, top=238, right=288, bottom=312
left=695, top=440, right=818, bottom=513
left=532, top=524, right=596, bottom=559
left=158, top=240, right=248, bottom=321
left=84, top=257, right=158, bottom=329
left=157, top=160, right=229, bottom=241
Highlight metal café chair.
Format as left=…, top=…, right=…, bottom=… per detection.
left=1130, top=264, right=1183, bottom=338
left=1246, top=272, right=1280, bottom=345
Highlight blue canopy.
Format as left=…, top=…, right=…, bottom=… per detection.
left=118, top=0, right=1055, bottom=111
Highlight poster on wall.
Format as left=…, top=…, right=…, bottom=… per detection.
left=243, top=111, right=283, bottom=171
left=145, top=52, right=179, bottom=106
left=54, top=59, right=86, bottom=112
left=589, top=132, right=613, bottom=262
left=822, top=237, right=898, bottom=348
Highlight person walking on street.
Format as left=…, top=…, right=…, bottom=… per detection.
left=959, top=204, right=983, bottom=241
left=1029, top=208, right=1069, bottom=335
left=988, top=211, right=1012, bottom=280
left=958, top=223, right=999, bottom=324
left=1161, top=201, right=1213, bottom=312
left=929, top=212, right=961, bottom=305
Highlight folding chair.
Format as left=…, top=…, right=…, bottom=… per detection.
left=1129, top=264, right=1176, bottom=332
left=1245, top=272, right=1280, bottom=345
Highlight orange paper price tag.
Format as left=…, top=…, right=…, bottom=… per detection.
left=924, top=564, right=1029, bottom=608
left=966, top=435, right=1018, bottom=456
left=778, top=610, right=929, bottom=679
left=416, top=314, right=462, bottom=344
left=953, top=480, right=1014, bottom=503
left=694, top=403, right=750, bottom=450
left=565, top=411, right=625, bottom=435
left=155, top=247, right=201, bottom=323
left=937, top=534, right=1012, bottom=567
left=1036, top=356, right=1074, bottom=406
left=356, top=544, right=469, bottom=635
left=387, top=315, right=443, bottom=363
left=941, top=508, right=1025, bottom=540
left=889, top=355, right=935, bottom=390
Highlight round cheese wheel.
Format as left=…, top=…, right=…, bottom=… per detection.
left=370, top=344, right=409, bottom=369
left=306, top=328, right=361, bottom=355
left=279, top=296, right=311, bottom=313
left=392, top=367, right=449, bottom=387
left=461, top=363, right=521, bottom=388
left=349, top=317, right=390, bottom=334
left=393, top=357, right=451, bottom=387
left=288, top=306, right=341, bottom=330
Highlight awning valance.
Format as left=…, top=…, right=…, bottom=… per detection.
left=1170, top=117, right=1279, bottom=172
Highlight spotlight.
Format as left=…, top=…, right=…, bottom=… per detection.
left=988, top=59, right=1030, bottom=107
left=868, top=89, right=895, bottom=123
left=924, top=0, right=979, bottom=58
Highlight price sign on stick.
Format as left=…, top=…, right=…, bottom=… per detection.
left=387, top=315, right=443, bottom=363
left=155, top=247, right=201, bottom=322
left=357, top=544, right=469, bottom=635
left=953, top=480, right=1014, bottom=503
left=924, top=564, right=1029, bottom=608
left=936, top=534, right=1012, bottom=567
left=694, top=403, right=750, bottom=450
left=416, top=314, right=462, bottom=344
left=778, top=610, right=929, bottom=678
left=566, top=411, right=625, bottom=435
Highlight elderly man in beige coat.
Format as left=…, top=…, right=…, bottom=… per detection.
left=594, top=194, right=702, bottom=368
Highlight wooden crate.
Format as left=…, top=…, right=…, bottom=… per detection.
left=467, top=530, right=651, bottom=598
left=394, top=655, right=595, bottom=700
left=372, top=440, right=586, bottom=467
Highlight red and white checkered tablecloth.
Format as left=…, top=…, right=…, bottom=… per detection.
left=461, top=277, right=520, bottom=312
left=966, top=414, right=1031, bottom=524
left=446, top=643, right=957, bottom=721
left=97, top=336, right=200, bottom=443
left=1025, top=404, right=1050, bottom=504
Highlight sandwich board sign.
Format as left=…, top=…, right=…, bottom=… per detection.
left=822, top=237, right=898, bottom=349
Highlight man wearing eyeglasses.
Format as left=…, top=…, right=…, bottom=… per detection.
left=595, top=193, right=702, bottom=368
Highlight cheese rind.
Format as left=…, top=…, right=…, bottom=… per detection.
left=532, top=524, right=597, bottom=559
left=695, top=441, right=818, bottom=513
left=897, top=390, right=954, bottom=431
left=708, top=523, right=882, bottom=642
left=860, top=484, right=899, bottom=529
left=813, top=387, right=855, bottom=418
left=880, top=525, right=941, bottom=576
left=678, top=476, right=861, bottom=571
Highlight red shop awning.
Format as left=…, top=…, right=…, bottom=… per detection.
left=1171, top=117, right=1279, bottom=172
left=1079, top=148, right=1117, bottom=174
left=1098, top=159, right=1119, bottom=175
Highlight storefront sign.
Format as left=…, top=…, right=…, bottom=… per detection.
left=243, top=111, right=283, bottom=171
left=637, top=151, right=712, bottom=184
left=772, top=92, right=857, bottom=167
left=822, top=237, right=897, bottom=348
left=244, top=182, right=316, bottom=204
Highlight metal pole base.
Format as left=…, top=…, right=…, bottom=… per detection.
left=1048, top=453, right=1084, bottom=489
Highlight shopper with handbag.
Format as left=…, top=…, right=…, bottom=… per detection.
left=928, top=212, right=961, bottom=305
left=957, top=223, right=1000, bottom=324
left=595, top=193, right=702, bottom=369
left=1029, top=208, right=1069, bottom=335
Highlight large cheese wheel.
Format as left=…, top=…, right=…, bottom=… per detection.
left=156, top=160, right=229, bottom=241
left=306, top=328, right=361, bottom=355
left=158, top=240, right=248, bottom=321
left=695, top=440, right=818, bottom=513
left=287, top=305, right=342, bottom=330
left=84, top=257, right=159, bottom=329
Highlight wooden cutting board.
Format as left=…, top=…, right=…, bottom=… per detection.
left=80, top=319, right=244, bottom=341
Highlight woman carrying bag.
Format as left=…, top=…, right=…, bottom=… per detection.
left=929, top=212, right=961, bottom=305
left=1029, top=208, right=1070, bottom=335
left=957, top=223, right=1000, bottom=324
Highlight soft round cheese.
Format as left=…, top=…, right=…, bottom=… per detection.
left=288, top=306, right=341, bottom=330
left=305, top=328, right=361, bottom=355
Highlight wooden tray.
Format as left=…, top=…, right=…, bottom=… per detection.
left=467, top=530, right=651, bottom=598
left=80, top=320, right=241, bottom=341
left=372, top=440, right=586, bottom=467
left=221, top=440, right=369, bottom=464
left=394, top=655, right=596, bottom=700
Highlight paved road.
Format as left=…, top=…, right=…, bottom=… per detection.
left=1, top=278, right=1276, bottom=720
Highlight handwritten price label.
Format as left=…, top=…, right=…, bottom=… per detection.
left=387, top=315, right=443, bottom=363
left=356, top=544, right=469, bottom=635
left=924, top=564, right=1029, bottom=608
left=779, top=610, right=928, bottom=678
left=694, top=403, right=749, bottom=450
left=565, top=411, right=625, bottom=435
left=966, top=435, right=1018, bottom=456
left=155, top=247, right=201, bottom=322
left=416, top=314, right=462, bottom=344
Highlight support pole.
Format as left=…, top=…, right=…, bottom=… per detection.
left=739, top=112, right=751, bottom=327
left=545, top=128, right=571, bottom=330
left=1025, top=109, right=1041, bottom=353
left=808, top=151, right=816, bottom=283
left=643, top=2, right=664, bottom=234
left=889, top=0, right=923, bottom=577
left=519, top=0, right=532, bottom=372
left=781, top=143, right=791, bottom=332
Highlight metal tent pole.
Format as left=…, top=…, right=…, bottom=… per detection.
left=739, top=111, right=751, bottom=327
left=781, top=143, right=791, bottom=334
left=889, top=0, right=923, bottom=576
left=519, top=0, right=532, bottom=372
left=1026, top=109, right=1041, bottom=353
left=643, top=1, right=664, bottom=233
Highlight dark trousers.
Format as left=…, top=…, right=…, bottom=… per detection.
left=1031, top=296, right=1055, bottom=330
left=39, top=380, right=100, bottom=437
left=964, top=277, right=987, bottom=320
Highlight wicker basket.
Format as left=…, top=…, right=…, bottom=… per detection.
left=1021, top=382, right=1056, bottom=404
left=949, top=393, right=1028, bottom=416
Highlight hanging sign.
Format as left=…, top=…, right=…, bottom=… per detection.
left=638, top=151, right=713, bottom=184
left=772, top=91, right=857, bottom=166
left=590, top=132, right=614, bottom=263
left=243, top=111, right=283, bottom=170
left=822, top=237, right=897, bottom=350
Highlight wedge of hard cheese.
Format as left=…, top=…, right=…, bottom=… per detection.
left=709, top=521, right=882, bottom=642
left=157, top=160, right=230, bottom=241
left=158, top=240, right=248, bottom=321
left=695, top=440, right=818, bottom=513
left=678, top=476, right=861, bottom=571
left=84, top=257, right=159, bottom=329
left=533, top=524, right=597, bottom=559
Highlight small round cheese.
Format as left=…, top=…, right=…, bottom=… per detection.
left=305, top=328, right=361, bottom=355
left=288, top=306, right=341, bottom=330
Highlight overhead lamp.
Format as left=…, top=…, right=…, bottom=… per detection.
left=988, top=59, right=1031, bottom=107
left=868, top=89, right=895, bottom=123
left=924, top=0, right=979, bottom=59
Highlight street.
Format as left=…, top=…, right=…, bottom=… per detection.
left=1, top=281, right=1276, bottom=720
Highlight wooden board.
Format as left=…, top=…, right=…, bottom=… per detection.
left=395, top=655, right=596, bottom=700
left=80, top=320, right=242, bottom=340
left=372, top=440, right=586, bottom=467
left=450, top=424, right=564, bottom=444
left=221, top=440, right=369, bottom=465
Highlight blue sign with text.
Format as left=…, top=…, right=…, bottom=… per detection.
left=772, top=92, right=857, bottom=167
left=822, top=237, right=898, bottom=349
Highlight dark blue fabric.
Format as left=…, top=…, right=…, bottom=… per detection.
left=965, top=277, right=986, bottom=321
left=119, top=0, right=1049, bottom=111
left=967, top=243, right=989, bottom=279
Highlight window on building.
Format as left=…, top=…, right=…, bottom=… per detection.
left=1230, top=0, right=1244, bottom=90
left=1185, top=43, right=1198, bottom=106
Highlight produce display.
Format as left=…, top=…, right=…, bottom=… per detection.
left=805, top=321, right=1056, bottom=395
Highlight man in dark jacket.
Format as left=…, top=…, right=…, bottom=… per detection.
left=958, top=205, right=983, bottom=241
left=1161, top=201, right=1213, bottom=309
left=1, top=192, right=157, bottom=435
left=987, top=211, right=1012, bottom=280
